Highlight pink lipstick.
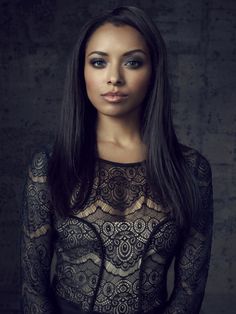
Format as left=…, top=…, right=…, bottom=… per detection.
left=101, top=92, right=128, bottom=103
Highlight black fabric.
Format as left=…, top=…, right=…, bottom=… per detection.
left=56, top=295, right=165, bottom=314
left=21, top=145, right=213, bottom=314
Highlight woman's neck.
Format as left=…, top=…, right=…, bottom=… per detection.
left=96, top=111, right=142, bottom=146
left=96, top=112, right=147, bottom=163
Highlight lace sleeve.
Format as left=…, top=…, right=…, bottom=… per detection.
left=21, top=151, right=56, bottom=313
left=164, top=153, right=214, bottom=314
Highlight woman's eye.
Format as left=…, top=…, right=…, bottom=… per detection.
left=125, top=60, right=143, bottom=69
left=90, top=59, right=106, bottom=68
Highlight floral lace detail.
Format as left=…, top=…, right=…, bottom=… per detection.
left=21, top=145, right=213, bottom=314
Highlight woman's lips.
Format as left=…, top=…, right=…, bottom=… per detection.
left=101, top=92, right=128, bottom=103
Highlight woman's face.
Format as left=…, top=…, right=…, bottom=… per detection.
left=84, top=23, right=152, bottom=118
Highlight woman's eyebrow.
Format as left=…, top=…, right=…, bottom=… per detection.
left=87, top=49, right=148, bottom=57
left=123, top=49, right=147, bottom=56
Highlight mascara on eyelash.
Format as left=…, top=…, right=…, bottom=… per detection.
left=127, top=59, right=143, bottom=63
left=89, top=58, right=144, bottom=68
left=89, top=59, right=106, bottom=67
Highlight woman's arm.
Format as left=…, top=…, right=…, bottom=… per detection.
left=164, top=152, right=214, bottom=314
left=21, top=151, right=56, bottom=313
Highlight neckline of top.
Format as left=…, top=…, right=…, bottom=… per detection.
left=97, top=157, right=146, bottom=167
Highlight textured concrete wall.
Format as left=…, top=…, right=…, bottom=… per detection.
left=0, top=0, right=235, bottom=313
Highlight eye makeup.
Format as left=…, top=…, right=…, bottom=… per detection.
left=88, top=54, right=146, bottom=69
left=89, top=58, right=107, bottom=68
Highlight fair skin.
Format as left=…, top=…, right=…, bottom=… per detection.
left=84, top=23, right=152, bottom=163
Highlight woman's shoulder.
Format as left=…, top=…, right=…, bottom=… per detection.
left=28, top=145, right=53, bottom=179
left=179, top=143, right=212, bottom=180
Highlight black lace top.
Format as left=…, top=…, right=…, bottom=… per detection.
left=21, top=145, right=213, bottom=314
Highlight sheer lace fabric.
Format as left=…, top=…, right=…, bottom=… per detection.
left=21, top=146, right=213, bottom=314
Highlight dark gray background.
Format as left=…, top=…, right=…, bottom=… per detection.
left=0, top=0, right=235, bottom=313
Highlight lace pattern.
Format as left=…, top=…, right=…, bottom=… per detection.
left=21, top=145, right=213, bottom=314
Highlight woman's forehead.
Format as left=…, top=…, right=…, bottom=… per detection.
left=85, top=23, right=149, bottom=55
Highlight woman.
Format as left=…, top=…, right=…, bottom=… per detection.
left=21, top=6, right=213, bottom=314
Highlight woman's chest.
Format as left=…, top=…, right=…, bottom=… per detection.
left=53, top=206, right=181, bottom=264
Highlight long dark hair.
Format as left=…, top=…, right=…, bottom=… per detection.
left=48, top=6, right=200, bottom=231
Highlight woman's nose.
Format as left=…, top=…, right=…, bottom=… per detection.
left=107, top=64, right=125, bottom=86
